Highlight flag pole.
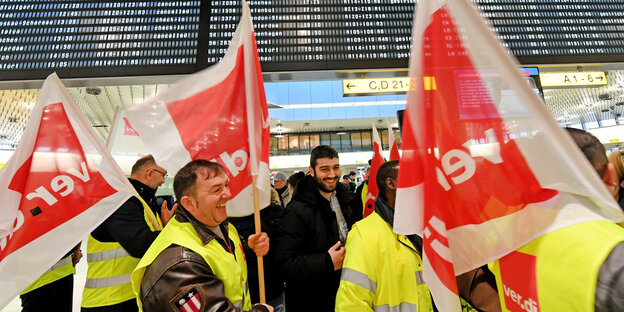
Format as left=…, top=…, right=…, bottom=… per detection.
left=105, top=106, right=120, bottom=150
left=251, top=175, right=266, bottom=303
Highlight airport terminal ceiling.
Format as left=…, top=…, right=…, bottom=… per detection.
left=2, top=65, right=624, bottom=150
left=2, top=0, right=624, bottom=148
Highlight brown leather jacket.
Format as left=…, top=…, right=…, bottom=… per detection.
left=139, top=208, right=269, bottom=312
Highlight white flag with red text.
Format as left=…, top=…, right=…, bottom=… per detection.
left=387, top=123, right=400, bottom=161
left=0, top=74, right=137, bottom=309
left=126, top=1, right=270, bottom=216
left=394, top=0, right=624, bottom=310
left=364, top=124, right=385, bottom=218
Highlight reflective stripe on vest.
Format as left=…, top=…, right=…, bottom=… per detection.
left=341, top=267, right=377, bottom=294
left=490, top=221, right=624, bottom=312
left=415, top=271, right=424, bottom=285
left=132, top=219, right=251, bottom=312
left=82, top=197, right=161, bottom=308
left=46, top=256, right=72, bottom=273
left=85, top=273, right=133, bottom=289
left=374, top=302, right=418, bottom=312
left=87, top=248, right=130, bottom=262
left=335, top=212, right=433, bottom=312
left=21, top=255, right=75, bottom=294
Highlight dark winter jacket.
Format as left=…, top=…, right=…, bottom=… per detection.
left=275, top=175, right=360, bottom=312
left=228, top=203, right=285, bottom=303
left=91, top=178, right=161, bottom=258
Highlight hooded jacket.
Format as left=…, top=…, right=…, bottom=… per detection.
left=275, top=174, right=360, bottom=312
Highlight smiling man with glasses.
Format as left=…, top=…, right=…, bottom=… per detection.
left=82, top=155, right=175, bottom=312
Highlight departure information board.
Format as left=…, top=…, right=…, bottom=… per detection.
left=0, top=1, right=201, bottom=80
left=1, top=0, right=624, bottom=81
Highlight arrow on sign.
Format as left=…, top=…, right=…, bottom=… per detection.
left=346, top=83, right=355, bottom=89
left=596, top=76, right=604, bottom=81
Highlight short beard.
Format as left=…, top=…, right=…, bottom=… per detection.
left=312, top=169, right=337, bottom=193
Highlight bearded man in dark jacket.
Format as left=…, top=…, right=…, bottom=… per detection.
left=275, top=145, right=360, bottom=312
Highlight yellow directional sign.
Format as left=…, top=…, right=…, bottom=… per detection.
left=343, top=77, right=411, bottom=95
left=539, top=71, right=607, bottom=87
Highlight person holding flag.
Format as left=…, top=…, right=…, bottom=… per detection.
left=394, top=0, right=624, bottom=310
left=131, top=160, right=272, bottom=312
left=336, top=160, right=434, bottom=312
left=125, top=0, right=273, bottom=306
left=81, top=155, right=174, bottom=312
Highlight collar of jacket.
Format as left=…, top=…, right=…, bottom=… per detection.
left=174, top=206, right=230, bottom=246
left=276, top=185, right=289, bottom=196
left=129, top=178, right=157, bottom=202
left=291, top=174, right=350, bottom=210
left=374, top=195, right=423, bottom=253
left=374, top=195, right=394, bottom=227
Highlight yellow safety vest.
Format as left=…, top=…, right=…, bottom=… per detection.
left=81, top=198, right=161, bottom=308
left=21, top=254, right=75, bottom=294
left=131, top=218, right=251, bottom=311
left=489, top=221, right=624, bottom=312
left=336, top=212, right=433, bottom=312
left=361, top=182, right=369, bottom=216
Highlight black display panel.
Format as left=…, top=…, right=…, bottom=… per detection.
left=1, top=0, right=624, bottom=81
left=0, top=1, right=202, bottom=80
left=207, top=0, right=414, bottom=72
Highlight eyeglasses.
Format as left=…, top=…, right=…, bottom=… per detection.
left=152, top=168, right=168, bottom=178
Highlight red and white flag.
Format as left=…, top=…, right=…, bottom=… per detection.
left=394, top=0, right=624, bottom=310
left=126, top=1, right=270, bottom=216
left=364, top=124, right=385, bottom=218
left=387, top=122, right=400, bottom=161
left=105, top=107, right=148, bottom=156
left=0, top=73, right=138, bottom=309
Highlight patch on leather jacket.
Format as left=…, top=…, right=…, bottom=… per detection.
left=174, top=287, right=201, bottom=312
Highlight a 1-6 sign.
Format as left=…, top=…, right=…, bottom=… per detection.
left=343, top=77, right=411, bottom=96
left=539, top=71, right=607, bottom=87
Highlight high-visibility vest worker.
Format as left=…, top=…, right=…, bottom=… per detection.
left=131, top=217, right=251, bottom=311
left=21, top=254, right=75, bottom=295
left=336, top=210, right=433, bottom=312
left=489, top=220, right=624, bottom=312
left=360, top=182, right=369, bottom=216
left=81, top=201, right=161, bottom=309
left=20, top=253, right=77, bottom=312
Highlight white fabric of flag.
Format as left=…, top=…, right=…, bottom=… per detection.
left=0, top=73, right=137, bottom=310
left=126, top=1, right=270, bottom=217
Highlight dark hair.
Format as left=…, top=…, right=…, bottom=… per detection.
left=377, top=160, right=399, bottom=194
left=310, top=145, right=339, bottom=169
left=173, top=160, right=226, bottom=200
left=349, top=171, right=356, bottom=176
left=343, top=174, right=350, bottom=179
left=131, top=155, right=156, bottom=175
left=288, top=171, right=305, bottom=188
left=565, top=128, right=607, bottom=178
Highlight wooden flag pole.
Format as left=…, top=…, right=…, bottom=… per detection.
left=251, top=175, right=266, bottom=303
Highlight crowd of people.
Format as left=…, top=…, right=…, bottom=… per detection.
left=17, top=128, right=624, bottom=312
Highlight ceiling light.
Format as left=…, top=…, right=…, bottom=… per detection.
left=336, top=127, right=347, bottom=135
